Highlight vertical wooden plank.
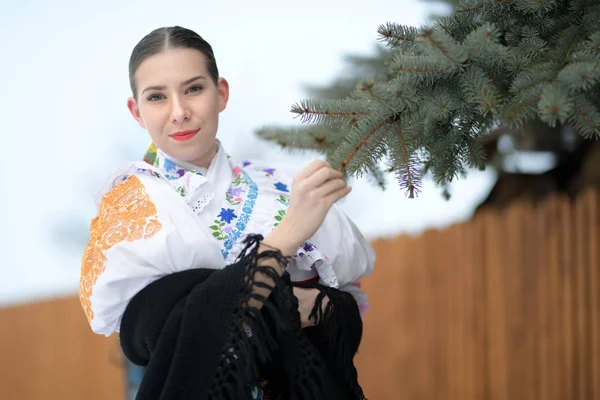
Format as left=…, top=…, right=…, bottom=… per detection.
left=575, top=190, right=591, bottom=399
left=546, top=196, right=563, bottom=400
left=420, top=229, right=437, bottom=399
left=553, top=194, right=569, bottom=399
left=558, top=194, right=576, bottom=400
left=0, top=304, right=22, bottom=399
left=355, top=237, right=396, bottom=399
left=442, top=224, right=460, bottom=400
left=587, top=189, right=600, bottom=400
left=396, top=233, right=423, bottom=400
left=504, top=200, right=534, bottom=400
left=450, top=222, right=467, bottom=400
left=536, top=198, right=553, bottom=400
left=434, top=227, right=451, bottom=400
left=484, top=208, right=509, bottom=400
left=523, top=200, right=539, bottom=400
left=471, top=212, right=488, bottom=400
left=455, top=221, right=468, bottom=400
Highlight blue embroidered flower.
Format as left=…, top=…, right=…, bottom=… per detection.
left=163, top=158, right=177, bottom=172
left=218, top=208, right=238, bottom=223
left=177, top=169, right=186, bottom=177
left=274, top=182, right=289, bottom=192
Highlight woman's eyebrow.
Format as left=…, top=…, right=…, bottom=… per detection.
left=141, top=75, right=207, bottom=94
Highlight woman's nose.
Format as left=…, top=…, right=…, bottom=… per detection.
left=170, top=95, right=190, bottom=123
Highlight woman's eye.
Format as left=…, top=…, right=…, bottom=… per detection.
left=147, top=94, right=163, bottom=101
left=188, top=85, right=203, bottom=93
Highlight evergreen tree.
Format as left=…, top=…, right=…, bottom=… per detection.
left=257, top=0, right=600, bottom=198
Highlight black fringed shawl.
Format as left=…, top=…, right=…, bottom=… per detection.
left=119, top=235, right=366, bottom=399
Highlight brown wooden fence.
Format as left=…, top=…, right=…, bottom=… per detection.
left=0, top=189, right=598, bottom=399
left=355, top=188, right=599, bottom=400
left=0, top=296, right=124, bottom=400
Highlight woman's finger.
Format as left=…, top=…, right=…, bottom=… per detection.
left=315, top=178, right=347, bottom=198
left=325, top=185, right=352, bottom=205
left=304, top=166, right=342, bottom=189
left=294, top=159, right=330, bottom=181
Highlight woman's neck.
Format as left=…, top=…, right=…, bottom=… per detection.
left=189, top=141, right=219, bottom=170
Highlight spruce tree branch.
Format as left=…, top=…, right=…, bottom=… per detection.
left=381, top=31, right=415, bottom=43
left=575, top=0, right=600, bottom=11
left=457, top=6, right=481, bottom=13
left=363, top=83, right=397, bottom=114
left=254, top=0, right=600, bottom=198
left=506, top=95, right=542, bottom=120
left=421, top=29, right=462, bottom=66
left=396, top=122, right=418, bottom=198
left=517, top=79, right=553, bottom=93
left=572, top=101, right=599, bottom=133
left=338, top=119, right=392, bottom=172
left=274, top=141, right=327, bottom=151
left=464, top=67, right=497, bottom=111
left=395, top=65, right=454, bottom=73
left=377, top=23, right=419, bottom=45
left=291, top=101, right=370, bottom=124
left=456, top=0, right=516, bottom=14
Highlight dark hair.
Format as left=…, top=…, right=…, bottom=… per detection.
left=128, top=26, right=219, bottom=99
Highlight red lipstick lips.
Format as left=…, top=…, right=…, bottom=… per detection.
left=171, top=129, right=199, bottom=142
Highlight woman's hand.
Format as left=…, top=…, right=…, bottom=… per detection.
left=266, top=160, right=350, bottom=255
left=293, top=287, right=330, bottom=328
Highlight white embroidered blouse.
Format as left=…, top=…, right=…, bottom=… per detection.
left=79, top=141, right=375, bottom=336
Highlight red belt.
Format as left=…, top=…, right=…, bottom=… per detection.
left=295, top=277, right=319, bottom=285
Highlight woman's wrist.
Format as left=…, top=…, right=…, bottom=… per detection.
left=263, top=223, right=301, bottom=257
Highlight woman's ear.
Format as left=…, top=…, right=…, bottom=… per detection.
left=217, top=78, right=230, bottom=112
left=127, top=97, right=146, bottom=128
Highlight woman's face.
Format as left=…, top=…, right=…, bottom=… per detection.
left=127, top=47, right=229, bottom=168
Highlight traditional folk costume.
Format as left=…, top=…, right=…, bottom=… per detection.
left=79, top=140, right=375, bottom=399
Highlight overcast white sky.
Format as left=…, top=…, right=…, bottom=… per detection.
left=0, top=0, right=496, bottom=307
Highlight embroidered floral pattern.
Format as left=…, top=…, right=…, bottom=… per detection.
left=218, top=208, right=238, bottom=223
left=226, top=186, right=243, bottom=205
left=272, top=181, right=290, bottom=227
left=302, top=242, right=315, bottom=252
left=221, top=171, right=258, bottom=259
left=79, top=176, right=162, bottom=323
left=208, top=165, right=251, bottom=247
left=208, top=208, right=238, bottom=240
left=135, top=167, right=188, bottom=193
left=209, top=219, right=229, bottom=241
left=273, top=182, right=288, bottom=192
left=143, top=143, right=158, bottom=165
left=273, top=209, right=286, bottom=227
left=263, top=168, right=275, bottom=177
left=276, top=195, right=289, bottom=207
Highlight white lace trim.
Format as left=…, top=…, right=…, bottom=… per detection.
left=191, top=193, right=214, bottom=214
left=293, top=245, right=339, bottom=288
left=94, top=162, right=215, bottom=214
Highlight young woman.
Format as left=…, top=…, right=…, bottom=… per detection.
left=79, top=26, right=375, bottom=399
